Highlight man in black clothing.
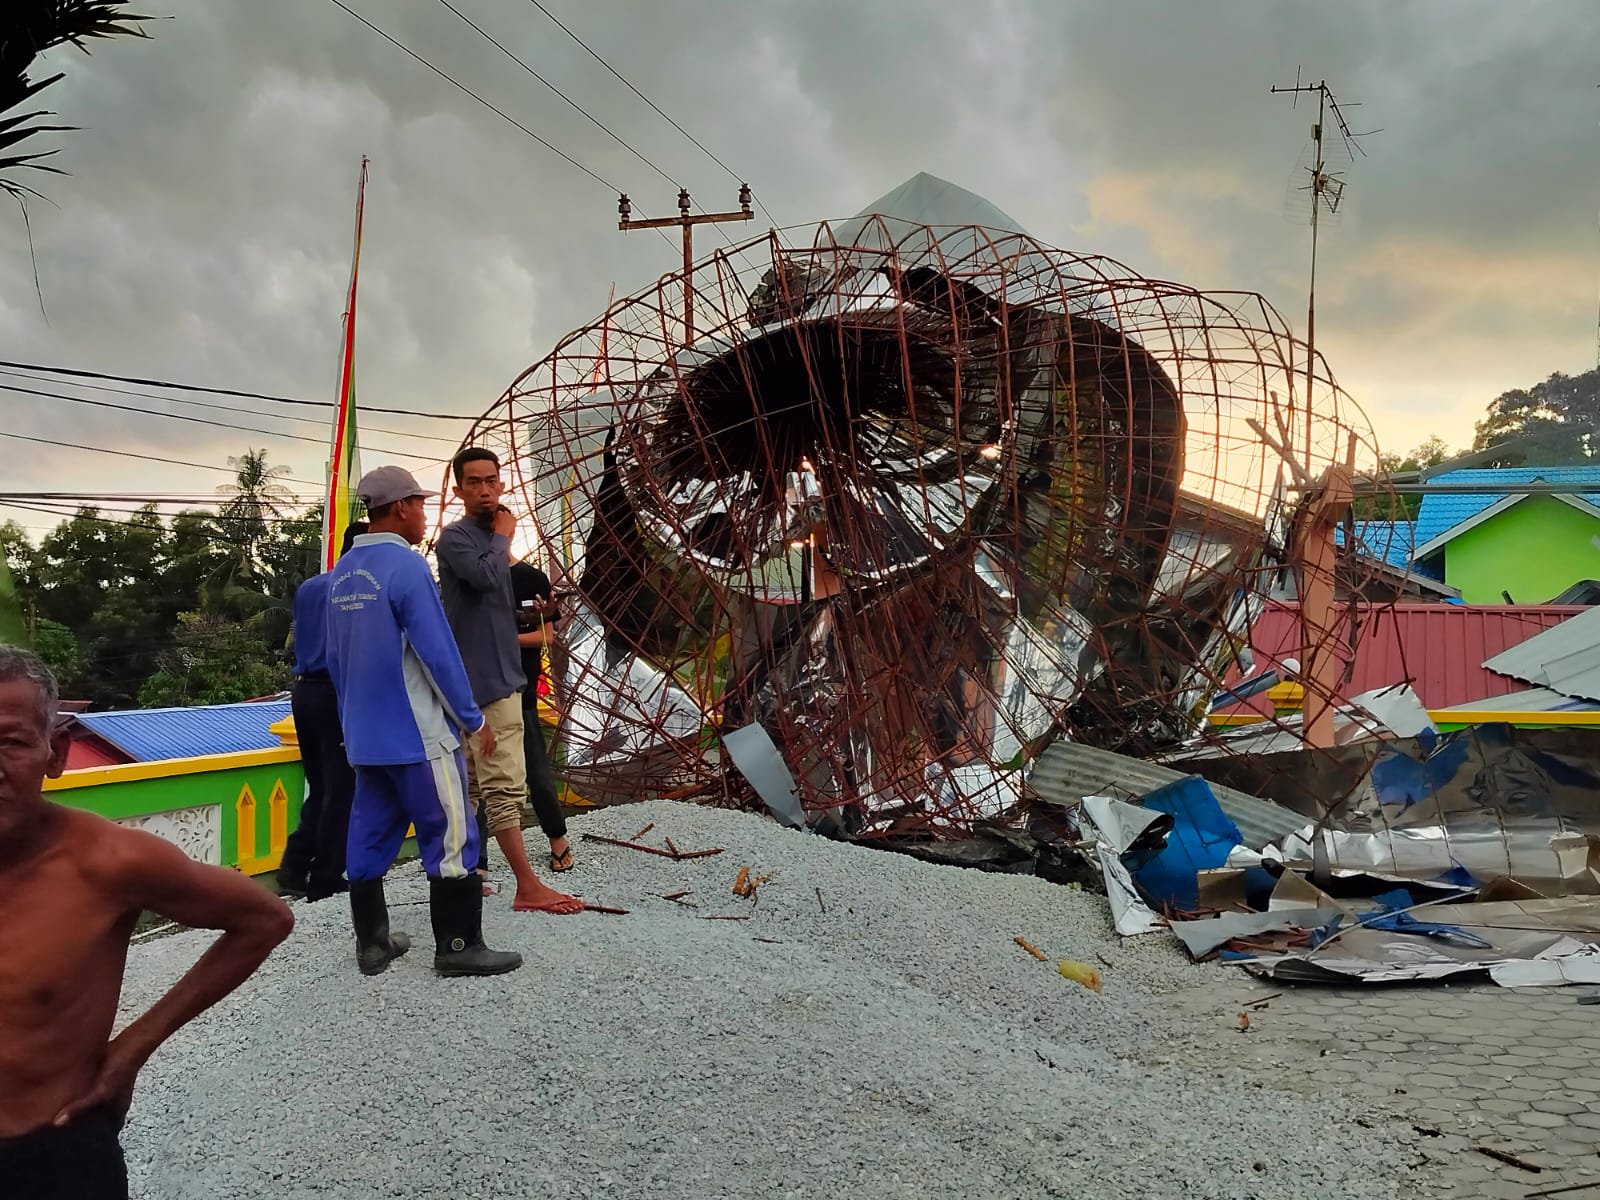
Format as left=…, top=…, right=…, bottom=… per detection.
left=510, top=560, right=573, bottom=872
left=279, top=521, right=367, bottom=901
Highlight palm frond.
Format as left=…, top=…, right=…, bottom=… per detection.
left=1, top=3, right=154, bottom=203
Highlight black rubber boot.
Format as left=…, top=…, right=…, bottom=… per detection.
left=349, top=879, right=412, bottom=976
left=430, top=876, right=522, bottom=977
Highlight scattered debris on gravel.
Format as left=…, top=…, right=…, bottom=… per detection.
left=116, top=801, right=1417, bottom=1199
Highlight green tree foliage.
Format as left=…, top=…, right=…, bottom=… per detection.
left=0, top=519, right=32, bottom=645
left=137, top=612, right=288, bottom=708
left=1, top=448, right=315, bottom=709
left=1472, top=367, right=1600, bottom=464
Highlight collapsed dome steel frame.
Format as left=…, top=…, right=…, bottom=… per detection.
left=452, top=217, right=1398, bottom=838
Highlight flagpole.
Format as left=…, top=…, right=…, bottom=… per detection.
left=322, top=156, right=369, bottom=571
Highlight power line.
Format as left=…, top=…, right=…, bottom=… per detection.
left=0, top=358, right=474, bottom=421
left=328, top=0, right=614, bottom=189
left=523, top=0, right=779, bottom=229
left=328, top=0, right=657, bottom=212
left=436, top=0, right=677, bottom=187
left=1, top=380, right=445, bottom=464
left=0, top=491, right=324, bottom=505
left=0, top=430, right=312, bottom=480
left=0, top=369, right=464, bottom=446
left=327, top=0, right=680, bottom=250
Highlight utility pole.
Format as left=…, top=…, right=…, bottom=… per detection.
left=1270, top=72, right=1371, bottom=463
left=618, top=185, right=754, bottom=347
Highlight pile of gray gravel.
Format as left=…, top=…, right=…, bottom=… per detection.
left=116, top=800, right=1413, bottom=1199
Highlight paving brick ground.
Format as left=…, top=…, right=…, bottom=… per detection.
left=1155, top=977, right=1600, bottom=1199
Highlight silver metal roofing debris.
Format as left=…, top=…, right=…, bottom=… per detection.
left=1028, top=739, right=1306, bottom=848
left=1436, top=686, right=1600, bottom=714
left=1482, top=606, right=1600, bottom=703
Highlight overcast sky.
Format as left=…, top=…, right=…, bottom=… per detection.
left=2, top=0, right=1597, bottom=538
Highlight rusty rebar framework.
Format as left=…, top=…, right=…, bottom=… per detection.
left=456, top=216, right=1398, bottom=838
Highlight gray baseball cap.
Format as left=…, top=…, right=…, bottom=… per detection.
left=357, top=465, right=436, bottom=510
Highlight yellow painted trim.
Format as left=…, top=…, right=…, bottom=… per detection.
left=1267, top=682, right=1305, bottom=704
left=45, top=746, right=302, bottom=791
left=1209, top=708, right=1600, bottom=728
left=236, top=784, right=258, bottom=862
left=1428, top=709, right=1600, bottom=726
left=237, top=850, right=284, bottom=877
left=267, top=780, right=290, bottom=859
left=270, top=715, right=298, bottom=747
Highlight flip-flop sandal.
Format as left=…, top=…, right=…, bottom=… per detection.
left=549, top=847, right=575, bottom=873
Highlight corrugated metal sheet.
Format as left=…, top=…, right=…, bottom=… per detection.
left=1481, top=606, right=1600, bottom=703
left=1028, top=739, right=1307, bottom=849
left=1436, top=686, right=1600, bottom=714
left=74, top=699, right=292, bottom=763
left=1413, top=467, right=1600, bottom=552
left=1232, top=603, right=1581, bottom=711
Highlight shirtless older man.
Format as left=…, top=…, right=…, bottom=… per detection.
left=0, top=646, right=294, bottom=1199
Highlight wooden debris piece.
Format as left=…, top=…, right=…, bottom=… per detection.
left=815, top=887, right=827, bottom=914
left=733, top=866, right=751, bottom=896
left=703, top=914, right=752, bottom=921
left=630, top=822, right=655, bottom=841
left=662, top=890, right=694, bottom=902
left=583, top=904, right=629, bottom=915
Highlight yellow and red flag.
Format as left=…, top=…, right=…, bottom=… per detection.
left=321, top=157, right=368, bottom=571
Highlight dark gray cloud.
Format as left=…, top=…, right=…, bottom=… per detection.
left=1, top=0, right=1594, bottom=536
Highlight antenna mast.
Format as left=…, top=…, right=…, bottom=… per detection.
left=1270, top=71, right=1374, bottom=460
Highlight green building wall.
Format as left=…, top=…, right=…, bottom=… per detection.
left=1443, top=496, right=1600, bottom=605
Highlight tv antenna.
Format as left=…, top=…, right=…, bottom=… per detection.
left=1271, top=69, right=1379, bottom=456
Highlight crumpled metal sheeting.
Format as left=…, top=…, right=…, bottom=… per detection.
left=1175, top=723, right=1600, bottom=834
left=1027, top=738, right=1308, bottom=850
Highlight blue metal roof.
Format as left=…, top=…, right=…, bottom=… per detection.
left=1414, top=467, right=1600, bottom=553
left=75, top=698, right=292, bottom=763
left=1335, top=520, right=1416, bottom=571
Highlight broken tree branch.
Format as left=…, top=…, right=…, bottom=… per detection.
left=1525, top=1181, right=1600, bottom=1199
left=581, top=833, right=724, bottom=860
left=1474, top=1146, right=1542, bottom=1174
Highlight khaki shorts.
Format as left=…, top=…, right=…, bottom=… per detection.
left=464, top=693, right=527, bottom=835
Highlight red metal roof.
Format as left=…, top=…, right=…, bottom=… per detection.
left=1232, top=603, right=1584, bottom=711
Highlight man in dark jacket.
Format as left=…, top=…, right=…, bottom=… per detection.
left=278, top=520, right=367, bottom=902
left=437, top=447, right=580, bottom=916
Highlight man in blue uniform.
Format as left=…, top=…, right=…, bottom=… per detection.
left=278, top=520, right=367, bottom=902
left=326, top=466, right=522, bottom=978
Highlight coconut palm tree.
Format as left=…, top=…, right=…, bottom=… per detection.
left=214, top=447, right=295, bottom=578
left=1, top=1, right=152, bottom=205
